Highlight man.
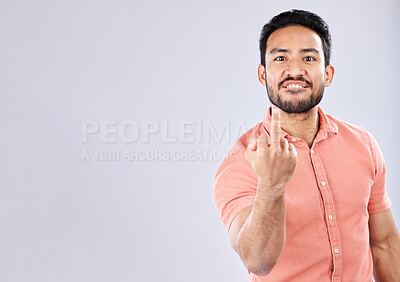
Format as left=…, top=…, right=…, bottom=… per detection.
left=213, top=9, right=400, bottom=281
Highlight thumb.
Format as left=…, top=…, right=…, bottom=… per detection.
left=245, top=148, right=256, bottom=163
left=247, top=136, right=258, bottom=151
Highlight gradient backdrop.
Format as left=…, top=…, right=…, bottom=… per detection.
left=1, top=0, right=399, bottom=281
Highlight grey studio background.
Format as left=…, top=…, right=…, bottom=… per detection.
left=0, top=0, right=399, bottom=282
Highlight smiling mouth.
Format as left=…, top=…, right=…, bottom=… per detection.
left=284, top=84, right=308, bottom=89
left=280, top=79, right=312, bottom=90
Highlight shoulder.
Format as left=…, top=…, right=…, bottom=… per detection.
left=225, top=122, right=264, bottom=158
left=326, top=113, right=371, bottom=143
left=327, top=113, right=367, bottom=134
left=325, top=113, right=383, bottom=169
left=214, top=122, right=263, bottom=178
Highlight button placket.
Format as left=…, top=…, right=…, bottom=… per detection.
left=310, top=147, right=343, bottom=279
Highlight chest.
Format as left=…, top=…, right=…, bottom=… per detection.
left=284, top=141, right=373, bottom=231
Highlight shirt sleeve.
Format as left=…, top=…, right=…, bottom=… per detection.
left=366, top=130, right=392, bottom=214
left=213, top=149, right=258, bottom=234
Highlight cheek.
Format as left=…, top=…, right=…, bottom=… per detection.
left=266, top=62, right=287, bottom=85
left=309, top=67, right=325, bottom=84
left=266, top=76, right=277, bottom=88
left=265, top=69, right=280, bottom=86
left=315, top=74, right=326, bottom=86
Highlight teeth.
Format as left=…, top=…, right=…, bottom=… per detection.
left=287, top=84, right=304, bottom=89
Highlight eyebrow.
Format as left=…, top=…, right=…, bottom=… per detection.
left=269, top=48, right=320, bottom=54
left=270, top=48, right=289, bottom=54
left=300, top=48, right=319, bottom=54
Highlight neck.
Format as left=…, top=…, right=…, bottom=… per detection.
left=271, top=105, right=320, bottom=148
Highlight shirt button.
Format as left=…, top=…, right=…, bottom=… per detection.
left=334, top=248, right=339, bottom=254
left=321, top=181, right=326, bottom=186
left=328, top=215, right=333, bottom=220
left=311, top=149, right=314, bottom=153
left=291, top=138, right=296, bottom=142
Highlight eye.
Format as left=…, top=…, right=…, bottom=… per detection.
left=274, top=56, right=287, bottom=61
left=304, top=56, right=316, bottom=62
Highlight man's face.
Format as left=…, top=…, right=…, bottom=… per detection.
left=259, top=25, right=333, bottom=114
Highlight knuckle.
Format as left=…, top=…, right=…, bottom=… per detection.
left=258, top=148, right=267, bottom=157
left=270, top=149, right=279, bottom=158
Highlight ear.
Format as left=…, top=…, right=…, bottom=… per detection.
left=324, top=65, right=335, bottom=87
left=258, top=64, right=267, bottom=86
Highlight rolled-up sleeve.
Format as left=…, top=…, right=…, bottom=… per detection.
left=366, top=130, right=392, bottom=214
left=213, top=150, right=258, bottom=233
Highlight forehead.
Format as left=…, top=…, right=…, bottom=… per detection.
left=266, top=25, right=323, bottom=52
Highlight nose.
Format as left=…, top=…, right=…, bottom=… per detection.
left=284, top=59, right=306, bottom=77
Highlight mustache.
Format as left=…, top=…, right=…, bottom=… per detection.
left=278, top=76, right=313, bottom=89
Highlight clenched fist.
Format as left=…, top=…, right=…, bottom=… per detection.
left=245, top=108, right=298, bottom=190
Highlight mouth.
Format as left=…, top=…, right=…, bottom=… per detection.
left=280, top=80, right=311, bottom=90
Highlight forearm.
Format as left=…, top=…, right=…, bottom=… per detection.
left=236, top=179, right=286, bottom=275
left=371, top=234, right=400, bottom=282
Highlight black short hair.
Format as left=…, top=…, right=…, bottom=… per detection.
left=259, top=9, right=332, bottom=68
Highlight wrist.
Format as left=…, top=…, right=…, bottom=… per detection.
left=257, top=177, right=286, bottom=193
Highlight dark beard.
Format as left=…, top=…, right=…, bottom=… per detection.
left=266, top=82, right=324, bottom=114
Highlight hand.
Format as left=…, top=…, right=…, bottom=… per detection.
left=245, top=108, right=298, bottom=189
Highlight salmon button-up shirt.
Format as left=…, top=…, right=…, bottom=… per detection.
left=213, top=106, right=391, bottom=282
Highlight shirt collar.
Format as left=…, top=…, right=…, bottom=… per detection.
left=261, top=106, right=338, bottom=139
